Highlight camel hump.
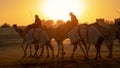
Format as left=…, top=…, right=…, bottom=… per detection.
left=34, top=27, right=43, bottom=32
left=57, top=22, right=74, bottom=33
left=92, top=23, right=109, bottom=36
left=24, top=24, right=40, bottom=33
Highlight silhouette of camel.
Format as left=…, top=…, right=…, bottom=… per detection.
left=91, top=19, right=120, bottom=59
left=13, top=24, right=54, bottom=58
left=43, top=21, right=88, bottom=59
left=105, top=18, right=120, bottom=58
left=67, top=24, right=88, bottom=59
left=75, top=19, right=120, bottom=60
left=13, top=24, right=36, bottom=57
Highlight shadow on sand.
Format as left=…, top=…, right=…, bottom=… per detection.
left=0, top=56, right=119, bottom=68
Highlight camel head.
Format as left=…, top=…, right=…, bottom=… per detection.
left=115, top=18, right=120, bottom=26
left=13, top=24, right=24, bottom=38
left=13, top=24, right=23, bottom=33
left=13, top=24, right=18, bottom=30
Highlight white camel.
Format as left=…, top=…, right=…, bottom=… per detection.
left=68, top=23, right=105, bottom=59
left=13, top=24, right=54, bottom=58
left=68, top=25, right=88, bottom=58
left=70, top=18, right=120, bottom=60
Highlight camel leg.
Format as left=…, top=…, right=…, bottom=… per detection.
left=23, top=44, right=29, bottom=57
left=117, top=31, right=120, bottom=45
left=94, top=36, right=103, bottom=60
left=29, top=45, right=32, bottom=57
left=47, top=41, right=55, bottom=58
left=95, top=46, right=101, bottom=60
left=87, top=42, right=91, bottom=55
left=46, top=45, right=50, bottom=58
left=118, top=37, right=120, bottom=44
left=107, top=32, right=114, bottom=58
left=39, top=45, right=44, bottom=58
left=33, top=42, right=39, bottom=57
left=98, top=43, right=102, bottom=58
left=78, top=42, right=87, bottom=58
left=107, top=43, right=113, bottom=58
left=117, top=35, right=120, bottom=52
left=71, top=43, right=77, bottom=59
left=95, top=47, right=99, bottom=60
left=61, top=42, right=65, bottom=59
left=80, top=39, right=88, bottom=57
left=56, top=42, right=61, bottom=57
left=118, top=38, right=120, bottom=52
left=21, top=40, right=25, bottom=55
left=94, top=44, right=99, bottom=60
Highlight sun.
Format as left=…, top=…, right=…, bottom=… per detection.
left=41, top=0, right=85, bottom=21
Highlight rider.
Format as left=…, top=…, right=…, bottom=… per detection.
left=34, top=15, right=42, bottom=27
left=69, top=12, right=78, bottom=26
left=25, top=15, right=42, bottom=32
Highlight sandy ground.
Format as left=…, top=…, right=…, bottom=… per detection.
left=0, top=34, right=120, bottom=68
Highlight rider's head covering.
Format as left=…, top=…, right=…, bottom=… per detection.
left=13, top=24, right=17, bottom=28
left=35, top=15, right=39, bottom=18
left=115, top=18, right=120, bottom=23
left=69, top=12, right=73, bottom=16
left=115, top=18, right=120, bottom=25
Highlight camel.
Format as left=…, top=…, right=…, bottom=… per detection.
left=43, top=19, right=119, bottom=59
left=13, top=24, right=54, bottom=58
left=91, top=19, right=120, bottom=59
left=68, top=22, right=106, bottom=60
left=43, top=21, right=88, bottom=59
left=87, top=23, right=106, bottom=59
left=72, top=18, right=120, bottom=60
left=86, top=22, right=111, bottom=59
left=13, top=24, right=35, bottom=57
left=13, top=22, right=88, bottom=59
left=67, top=24, right=88, bottom=58
left=105, top=18, right=120, bottom=58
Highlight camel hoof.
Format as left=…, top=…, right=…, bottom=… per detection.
left=23, top=54, right=27, bottom=58
left=70, top=55, right=74, bottom=59
left=23, top=55, right=25, bottom=58
left=38, top=55, right=43, bottom=58
left=52, top=56, right=55, bottom=59
left=35, top=56, right=39, bottom=59
left=61, top=52, right=66, bottom=55
left=98, top=56, right=101, bottom=59
left=63, top=52, right=66, bottom=55
left=56, top=55, right=59, bottom=58
left=84, top=56, right=88, bottom=59
left=29, top=55, right=32, bottom=57
left=94, top=57, right=98, bottom=60
left=46, top=55, right=50, bottom=58
left=32, top=55, right=35, bottom=57
left=37, top=56, right=41, bottom=59
left=107, top=56, right=112, bottom=58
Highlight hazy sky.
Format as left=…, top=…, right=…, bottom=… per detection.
left=0, top=0, right=120, bottom=26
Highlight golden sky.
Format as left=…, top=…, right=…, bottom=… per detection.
left=0, top=0, right=120, bottom=26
